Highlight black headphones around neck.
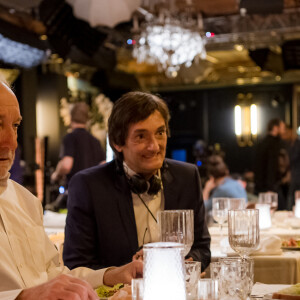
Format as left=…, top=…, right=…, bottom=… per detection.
left=128, top=174, right=162, bottom=195
left=115, top=159, right=164, bottom=196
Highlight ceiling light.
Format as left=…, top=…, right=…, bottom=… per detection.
left=133, top=14, right=206, bottom=77
left=234, top=44, right=244, bottom=51
left=0, top=34, right=45, bottom=68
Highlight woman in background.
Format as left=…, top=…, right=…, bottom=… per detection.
left=203, top=155, right=247, bottom=212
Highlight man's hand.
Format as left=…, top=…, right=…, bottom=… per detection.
left=16, top=274, right=98, bottom=300
left=132, top=249, right=143, bottom=262
left=103, top=261, right=143, bottom=286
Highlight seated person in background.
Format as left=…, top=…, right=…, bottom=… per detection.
left=203, top=155, right=247, bottom=212
left=0, top=79, right=142, bottom=300
left=63, top=91, right=211, bottom=272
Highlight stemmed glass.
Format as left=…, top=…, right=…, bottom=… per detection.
left=229, top=198, right=246, bottom=210
left=212, top=198, right=230, bottom=239
left=228, top=209, right=260, bottom=260
left=258, top=192, right=278, bottom=214
left=157, top=210, right=194, bottom=257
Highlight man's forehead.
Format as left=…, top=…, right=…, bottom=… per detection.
left=0, top=82, right=19, bottom=107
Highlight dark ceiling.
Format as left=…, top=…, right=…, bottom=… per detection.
left=0, top=0, right=300, bottom=91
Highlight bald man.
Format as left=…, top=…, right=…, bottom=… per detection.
left=0, top=80, right=142, bottom=299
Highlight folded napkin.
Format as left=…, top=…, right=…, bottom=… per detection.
left=251, top=282, right=290, bottom=298
left=43, top=210, right=67, bottom=228
left=252, top=235, right=283, bottom=255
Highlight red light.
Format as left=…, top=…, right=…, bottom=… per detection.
left=211, top=32, right=215, bottom=37
left=132, top=39, right=136, bottom=45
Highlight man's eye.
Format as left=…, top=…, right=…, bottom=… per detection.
left=13, top=123, right=20, bottom=129
left=136, top=134, right=144, bottom=139
left=157, top=130, right=166, bottom=135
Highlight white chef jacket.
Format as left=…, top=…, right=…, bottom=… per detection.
left=0, top=176, right=106, bottom=300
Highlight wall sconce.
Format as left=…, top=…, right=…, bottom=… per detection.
left=143, top=242, right=186, bottom=300
left=234, top=93, right=258, bottom=147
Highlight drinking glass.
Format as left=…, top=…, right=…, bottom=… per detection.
left=219, top=258, right=254, bottom=300
left=228, top=209, right=260, bottom=259
left=157, top=210, right=194, bottom=257
left=132, top=278, right=144, bottom=300
left=210, top=261, right=222, bottom=282
left=185, top=261, right=201, bottom=300
left=258, top=192, right=278, bottom=214
left=212, top=198, right=230, bottom=239
left=295, top=192, right=300, bottom=218
left=229, top=198, right=246, bottom=210
left=198, top=279, right=218, bottom=300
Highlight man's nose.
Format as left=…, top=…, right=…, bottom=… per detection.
left=147, top=135, right=160, bottom=151
left=0, top=129, right=17, bottom=150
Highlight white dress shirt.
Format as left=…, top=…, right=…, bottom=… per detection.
left=124, top=163, right=164, bottom=247
left=0, top=176, right=106, bottom=299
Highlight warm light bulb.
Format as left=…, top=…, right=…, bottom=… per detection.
left=235, top=105, right=242, bottom=136
left=250, top=104, right=257, bottom=135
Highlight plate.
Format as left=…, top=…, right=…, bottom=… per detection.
left=282, top=246, right=300, bottom=251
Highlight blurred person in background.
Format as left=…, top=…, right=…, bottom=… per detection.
left=283, top=126, right=300, bottom=210
left=0, top=79, right=142, bottom=299
left=254, top=118, right=287, bottom=210
left=203, top=155, right=247, bottom=213
left=49, top=102, right=106, bottom=210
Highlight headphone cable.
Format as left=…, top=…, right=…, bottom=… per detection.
left=137, top=193, right=158, bottom=223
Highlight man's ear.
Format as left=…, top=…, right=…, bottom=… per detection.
left=114, top=144, right=123, bottom=153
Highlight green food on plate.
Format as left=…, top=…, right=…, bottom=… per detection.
left=277, top=283, right=300, bottom=295
left=95, top=283, right=124, bottom=298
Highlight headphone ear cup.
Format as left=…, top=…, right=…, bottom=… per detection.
left=128, top=175, right=148, bottom=194
left=148, top=175, right=162, bottom=195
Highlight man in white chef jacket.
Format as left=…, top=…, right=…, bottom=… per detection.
left=0, top=79, right=142, bottom=300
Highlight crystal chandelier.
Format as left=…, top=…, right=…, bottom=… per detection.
left=133, top=8, right=206, bottom=78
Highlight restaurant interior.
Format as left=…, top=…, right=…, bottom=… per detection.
left=1, top=0, right=300, bottom=298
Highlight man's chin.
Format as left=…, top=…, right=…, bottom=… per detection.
left=0, top=171, right=9, bottom=181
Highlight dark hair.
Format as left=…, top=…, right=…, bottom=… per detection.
left=267, top=118, right=282, bottom=132
left=108, top=91, right=170, bottom=160
left=207, top=155, right=229, bottom=179
left=71, top=102, right=89, bottom=124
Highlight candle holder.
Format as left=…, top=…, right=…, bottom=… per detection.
left=143, top=242, right=186, bottom=300
left=256, top=203, right=272, bottom=229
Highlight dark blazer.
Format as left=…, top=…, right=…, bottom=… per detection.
left=63, top=158, right=211, bottom=271
left=254, top=134, right=284, bottom=193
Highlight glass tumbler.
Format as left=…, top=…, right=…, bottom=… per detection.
left=198, top=279, right=218, bottom=300
left=185, top=261, right=201, bottom=300
left=132, top=278, right=144, bottom=300
left=219, top=258, right=254, bottom=300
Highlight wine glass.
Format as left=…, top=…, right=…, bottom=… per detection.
left=229, top=198, right=246, bottom=210
left=228, top=209, right=260, bottom=260
left=157, top=210, right=194, bottom=257
left=258, top=192, right=278, bottom=214
left=212, top=198, right=230, bottom=239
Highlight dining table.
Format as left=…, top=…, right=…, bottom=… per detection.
left=208, top=219, right=300, bottom=284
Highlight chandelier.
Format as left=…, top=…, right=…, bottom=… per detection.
left=132, top=9, right=206, bottom=78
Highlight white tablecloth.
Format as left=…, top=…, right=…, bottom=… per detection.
left=209, top=225, right=300, bottom=284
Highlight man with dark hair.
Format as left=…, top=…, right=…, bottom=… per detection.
left=50, top=102, right=105, bottom=209
left=63, top=91, right=211, bottom=271
left=254, top=118, right=286, bottom=208
left=0, top=80, right=142, bottom=299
